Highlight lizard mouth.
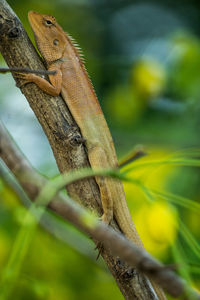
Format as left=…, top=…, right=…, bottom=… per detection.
left=27, top=11, right=45, bottom=56
left=28, top=11, right=39, bottom=25
left=28, top=11, right=44, bottom=44
left=28, top=11, right=39, bottom=33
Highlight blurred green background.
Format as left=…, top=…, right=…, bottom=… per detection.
left=0, top=0, right=200, bottom=299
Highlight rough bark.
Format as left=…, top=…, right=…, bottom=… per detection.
left=0, top=1, right=160, bottom=299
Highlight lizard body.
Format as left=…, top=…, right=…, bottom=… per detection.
left=18, top=11, right=166, bottom=299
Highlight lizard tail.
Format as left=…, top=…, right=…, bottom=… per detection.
left=113, top=182, right=167, bottom=300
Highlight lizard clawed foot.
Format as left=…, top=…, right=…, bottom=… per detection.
left=15, top=72, right=35, bottom=87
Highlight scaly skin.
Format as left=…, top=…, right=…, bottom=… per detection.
left=17, top=11, right=166, bottom=299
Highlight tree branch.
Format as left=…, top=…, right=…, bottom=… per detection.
left=0, top=121, right=200, bottom=299
left=0, top=161, right=97, bottom=260
left=0, top=2, right=156, bottom=299
left=0, top=1, right=187, bottom=299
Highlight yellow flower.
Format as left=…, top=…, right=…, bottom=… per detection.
left=123, top=148, right=178, bottom=258
left=105, top=85, right=144, bottom=126
left=132, top=59, right=166, bottom=99
left=133, top=201, right=178, bottom=258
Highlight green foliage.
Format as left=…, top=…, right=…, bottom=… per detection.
left=1, top=0, right=200, bottom=298
left=1, top=150, right=200, bottom=299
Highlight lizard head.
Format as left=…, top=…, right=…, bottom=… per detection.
left=28, top=11, right=66, bottom=63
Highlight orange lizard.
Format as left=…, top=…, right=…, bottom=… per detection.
left=17, top=11, right=166, bottom=300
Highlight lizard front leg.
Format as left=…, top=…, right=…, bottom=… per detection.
left=16, top=64, right=62, bottom=97
left=88, top=144, right=113, bottom=225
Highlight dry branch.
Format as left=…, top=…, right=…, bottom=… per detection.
left=0, top=1, right=158, bottom=298
left=1, top=121, right=200, bottom=299
left=1, top=1, right=198, bottom=300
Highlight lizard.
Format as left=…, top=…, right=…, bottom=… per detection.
left=16, top=11, right=166, bottom=300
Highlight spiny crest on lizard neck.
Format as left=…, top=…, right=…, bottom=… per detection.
left=65, top=33, right=85, bottom=64
left=64, top=33, right=97, bottom=99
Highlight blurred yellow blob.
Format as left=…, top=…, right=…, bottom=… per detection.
left=105, top=58, right=166, bottom=126
left=134, top=201, right=177, bottom=258
left=123, top=148, right=178, bottom=258
left=105, top=85, right=143, bottom=126
left=132, top=59, right=166, bottom=99
left=148, top=201, right=177, bottom=242
left=123, top=148, right=175, bottom=193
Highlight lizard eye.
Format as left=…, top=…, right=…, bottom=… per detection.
left=45, top=19, right=53, bottom=26
left=53, top=39, right=59, bottom=46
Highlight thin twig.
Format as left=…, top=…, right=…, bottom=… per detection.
left=0, top=67, right=56, bottom=75
left=119, top=146, right=147, bottom=168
